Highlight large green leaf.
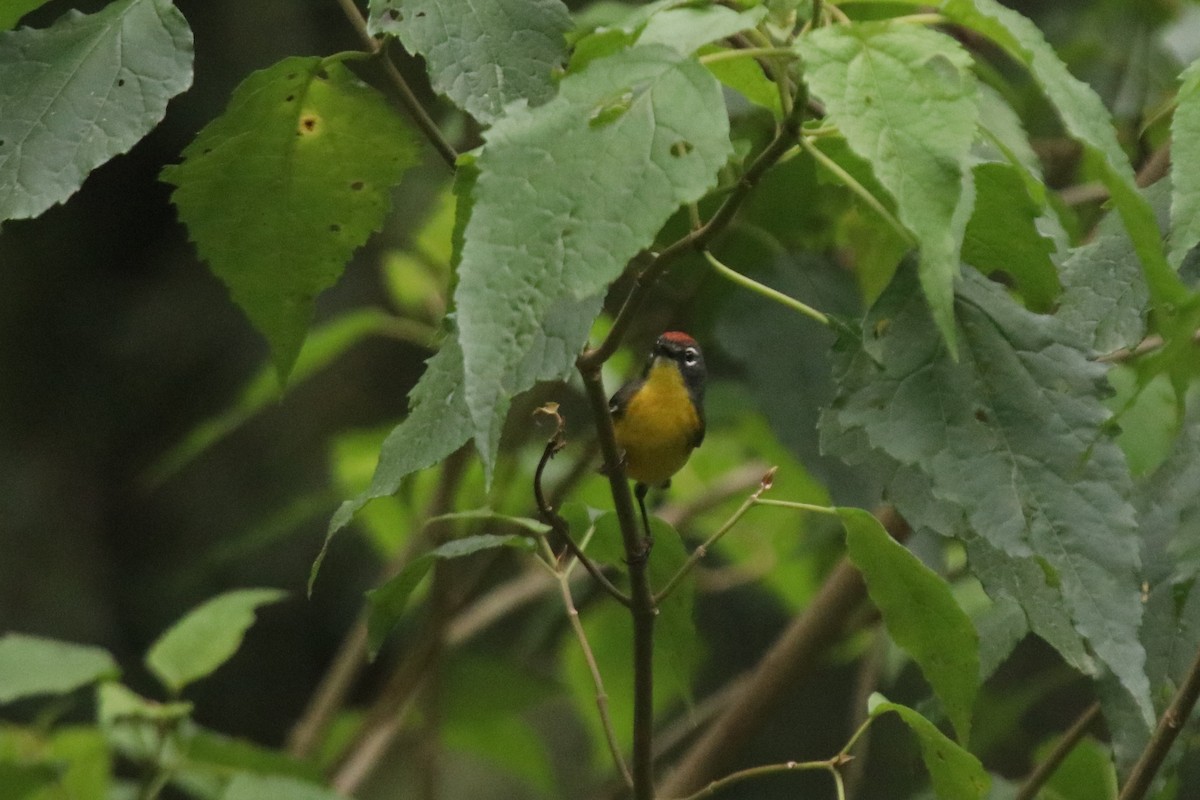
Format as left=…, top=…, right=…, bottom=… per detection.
left=368, top=0, right=571, bottom=124
left=797, top=21, right=978, bottom=351
left=937, top=0, right=1187, bottom=310
left=868, top=695, right=989, bottom=800
left=365, top=534, right=534, bottom=658
left=0, top=0, right=192, bottom=222
left=1170, top=57, right=1200, bottom=267
left=145, top=589, right=286, bottom=694
left=840, top=508, right=978, bottom=744
left=0, top=634, right=118, bottom=704
left=822, top=265, right=1153, bottom=724
left=162, top=57, right=418, bottom=381
left=455, top=45, right=731, bottom=470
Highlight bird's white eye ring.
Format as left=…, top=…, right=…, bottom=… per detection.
left=683, top=348, right=698, bottom=366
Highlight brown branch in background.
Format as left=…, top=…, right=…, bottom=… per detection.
left=332, top=0, right=458, bottom=169
left=287, top=448, right=470, bottom=758
left=657, top=461, right=771, bottom=529
left=1014, top=702, right=1101, bottom=800
left=1118, top=643, right=1200, bottom=800
left=658, top=506, right=910, bottom=798
left=842, top=628, right=888, bottom=800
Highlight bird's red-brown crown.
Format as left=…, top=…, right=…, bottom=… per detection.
left=659, top=331, right=697, bottom=347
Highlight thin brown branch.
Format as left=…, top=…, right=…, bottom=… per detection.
left=576, top=365, right=659, bottom=799
left=1118, top=643, right=1200, bottom=800
left=657, top=460, right=771, bottom=529
left=1014, top=702, right=1101, bottom=800
left=287, top=448, right=470, bottom=758
left=577, top=93, right=808, bottom=373
left=533, top=405, right=631, bottom=606
left=658, top=506, right=910, bottom=798
left=843, top=628, right=888, bottom=800
left=332, top=0, right=458, bottom=169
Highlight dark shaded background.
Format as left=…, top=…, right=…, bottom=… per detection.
left=1, top=1, right=1193, bottom=797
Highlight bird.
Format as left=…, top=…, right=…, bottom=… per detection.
left=609, top=331, right=707, bottom=553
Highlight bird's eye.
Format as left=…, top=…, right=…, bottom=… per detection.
left=683, top=348, right=698, bottom=366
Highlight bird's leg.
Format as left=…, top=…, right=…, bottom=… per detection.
left=634, top=482, right=653, bottom=561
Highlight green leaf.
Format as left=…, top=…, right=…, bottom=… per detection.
left=0, top=0, right=50, bottom=30
left=161, top=56, right=418, bottom=381
left=142, top=309, right=413, bottom=488
left=1170, top=57, right=1200, bottom=267
left=868, top=695, right=990, bottom=800
left=365, top=534, right=534, bottom=658
left=703, top=45, right=783, bottom=115
left=0, top=0, right=192, bottom=221
left=839, top=507, right=979, bottom=743
left=222, top=774, right=347, bottom=800
left=0, top=634, right=118, bottom=703
left=637, top=4, right=767, bottom=55
left=316, top=333, right=472, bottom=590
left=145, top=588, right=286, bottom=694
left=937, top=0, right=1187, bottom=309
left=368, top=0, right=571, bottom=124
left=456, top=45, right=731, bottom=469
left=961, top=162, right=1060, bottom=313
left=1037, top=735, right=1117, bottom=800
left=797, top=21, right=978, bottom=351
left=177, top=727, right=321, bottom=784
left=822, top=264, right=1153, bottom=724
left=1056, top=205, right=1152, bottom=354
left=97, top=683, right=192, bottom=727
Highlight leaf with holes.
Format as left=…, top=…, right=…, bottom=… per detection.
left=797, top=21, right=978, bottom=352
left=0, top=0, right=192, bottom=222
left=161, top=56, right=418, bottom=381
left=368, top=0, right=571, bottom=124
left=454, top=45, right=731, bottom=472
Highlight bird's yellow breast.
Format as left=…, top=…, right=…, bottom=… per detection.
left=613, top=360, right=701, bottom=487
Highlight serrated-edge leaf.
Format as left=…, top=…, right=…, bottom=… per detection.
left=840, top=507, right=979, bottom=743
left=823, top=264, right=1153, bottom=723
left=1171, top=57, right=1200, bottom=267
left=869, top=695, right=990, bottom=800
left=366, top=534, right=533, bottom=658
left=456, top=45, right=731, bottom=470
left=0, top=0, right=193, bottom=221
left=0, top=634, right=119, bottom=703
left=797, top=21, right=978, bottom=352
left=145, top=588, right=286, bottom=693
left=162, top=57, right=418, bottom=381
left=368, top=0, right=571, bottom=124
left=938, top=0, right=1187, bottom=308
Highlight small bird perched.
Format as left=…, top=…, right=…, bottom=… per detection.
left=610, top=331, right=707, bottom=549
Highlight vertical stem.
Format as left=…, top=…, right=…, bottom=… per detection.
left=1118, top=642, right=1200, bottom=800
left=576, top=366, right=658, bottom=799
